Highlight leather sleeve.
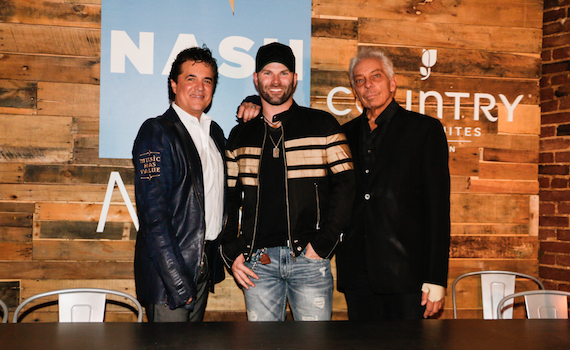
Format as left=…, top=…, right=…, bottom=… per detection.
left=219, top=128, right=248, bottom=266
left=310, top=118, right=356, bottom=259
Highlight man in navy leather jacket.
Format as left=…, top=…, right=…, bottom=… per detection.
left=132, top=47, right=229, bottom=322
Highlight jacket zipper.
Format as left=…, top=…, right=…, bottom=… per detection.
left=186, top=159, right=207, bottom=269
left=193, top=184, right=207, bottom=268
left=248, top=125, right=268, bottom=261
left=314, top=182, right=321, bottom=231
left=280, top=126, right=295, bottom=261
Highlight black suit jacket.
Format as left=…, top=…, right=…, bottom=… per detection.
left=336, top=102, right=450, bottom=294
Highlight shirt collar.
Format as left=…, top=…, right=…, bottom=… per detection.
left=171, top=102, right=212, bottom=127
left=370, top=99, right=398, bottom=126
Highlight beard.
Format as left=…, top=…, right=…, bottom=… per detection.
left=258, top=81, right=295, bottom=106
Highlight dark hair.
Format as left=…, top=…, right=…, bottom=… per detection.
left=168, top=46, right=219, bottom=102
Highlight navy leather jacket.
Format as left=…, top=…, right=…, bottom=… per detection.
left=133, top=107, right=225, bottom=310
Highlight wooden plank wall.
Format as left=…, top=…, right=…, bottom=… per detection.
left=0, top=0, right=543, bottom=321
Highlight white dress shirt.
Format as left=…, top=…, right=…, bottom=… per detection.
left=172, top=103, right=224, bottom=241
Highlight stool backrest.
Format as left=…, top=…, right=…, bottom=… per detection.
left=452, top=271, right=544, bottom=319
left=12, top=288, right=143, bottom=323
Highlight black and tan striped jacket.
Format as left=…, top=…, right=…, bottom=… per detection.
left=220, top=102, right=355, bottom=265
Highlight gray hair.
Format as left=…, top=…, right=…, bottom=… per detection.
left=348, top=47, right=395, bottom=85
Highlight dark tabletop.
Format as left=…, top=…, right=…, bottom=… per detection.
left=1, top=320, right=569, bottom=350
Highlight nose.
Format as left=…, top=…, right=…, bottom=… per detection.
left=364, top=78, right=373, bottom=89
left=271, top=74, right=281, bottom=85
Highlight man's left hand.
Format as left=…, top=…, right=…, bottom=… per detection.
left=421, top=293, right=445, bottom=318
left=304, top=243, right=322, bottom=260
left=237, top=102, right=261, bottom=122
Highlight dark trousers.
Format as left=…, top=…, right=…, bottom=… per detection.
left=343, top=271, right=424, bottom=321
left=146, top=244, right=211, bottom=322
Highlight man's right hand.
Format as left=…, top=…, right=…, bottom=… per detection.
left=231, top=254, right=259, bottom=289
left=236, top=102, right=261, bottom=122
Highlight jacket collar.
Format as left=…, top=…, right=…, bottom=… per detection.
left=164, top=105, right=182, bottom=124
left=164, top=106, right=206, bottom=207
left=267, top=100, right=299, bottom=125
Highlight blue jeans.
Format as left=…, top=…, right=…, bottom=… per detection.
left=243, top=246, right=333, bottom=321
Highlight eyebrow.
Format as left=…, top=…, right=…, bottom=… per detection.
left=184, top=73, right=213, bottom=80
left=260, top=68, right=291, bottom=74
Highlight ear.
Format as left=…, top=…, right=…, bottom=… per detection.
left=170, top=79, right=178, bottom=95
left=293, top=73, right=298, bottom=87
left=253, top=72, right=259, bottom=91
left=389, top=76, right=397, bottom=93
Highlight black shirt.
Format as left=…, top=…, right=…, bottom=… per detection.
left=360, top=99, right=398, bottom=187
left=254, top=123, right=288, bottom=249
left=356, top=99, right=398, bottom=273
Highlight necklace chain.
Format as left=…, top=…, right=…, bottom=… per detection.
left=267, top=125, right=283, bottom=158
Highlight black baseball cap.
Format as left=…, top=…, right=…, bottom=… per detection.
left=255, top=42, right=296, bottom=73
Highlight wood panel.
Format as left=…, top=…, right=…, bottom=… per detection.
left=311, top=37, right=358, bottom=71
left=35, top=202, right=133, bottom=222
left=478, top=162, right=538, bottom=180
left=32, top=240, right=135, bottom=261
left=313, top=0, right=543, bottom=29
left=0, top=226, right=32, bottom=241
left=0, top=0, right=101, bottom=28
left=0, top=54, right=100, bottom=84
left=359, top=18, right=542, bottom=54
left=0, top=211, right=32, bottom=227
left=37, top=221, right=134, bottom=240
left=451, top=194, right=530, bottom=224
left=0, top=261, right=133, bottom=279
left=24, top=165, right=134, bottom=185
left=0, top=184, right=133, bottom=202
left=451, top=223, right=529, bottom=236
left=0, top=163, right=24, bottom=183
left=0, top=147, right=72, bottom=163
left=450, top=235, right=539, bottom=259
left=0, top=80, right=36, bottom=109
left=481, top=148, right=539, bottom=163
left=312, top=18, right=358, bottom=40
left=0, top=115, right=72, bottom=147
left=0, top=23, right=100, bottom=56
left=0, top=242, right=32, bottom=260
left=37, top=83, right=99, bottom=118
left=468, top=178, right=539, bottom=194
left=449, top=148, right=479, bottom=176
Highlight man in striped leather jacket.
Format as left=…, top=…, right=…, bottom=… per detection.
left=220, top=42, right=355, bottom=321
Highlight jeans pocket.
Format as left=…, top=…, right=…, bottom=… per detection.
left=299, top=251, right=326, bottom=263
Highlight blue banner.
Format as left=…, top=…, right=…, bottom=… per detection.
left=100, top=0, right=312, bottom=158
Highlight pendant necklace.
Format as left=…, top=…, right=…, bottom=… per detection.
left=268, top=127, right=283, bottom=158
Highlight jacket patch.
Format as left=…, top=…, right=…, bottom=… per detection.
left=138, top=150, right=161, bottom=180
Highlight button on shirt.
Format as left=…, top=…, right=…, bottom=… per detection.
left=172, top=103, right=224, bottom=241
left=361, top=99, right=398, bottom=187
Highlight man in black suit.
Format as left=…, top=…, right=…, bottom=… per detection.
left=336, top=47, right=450, bottom=320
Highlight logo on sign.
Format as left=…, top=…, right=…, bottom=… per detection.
left=420, top=49, right=437, bottom=80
